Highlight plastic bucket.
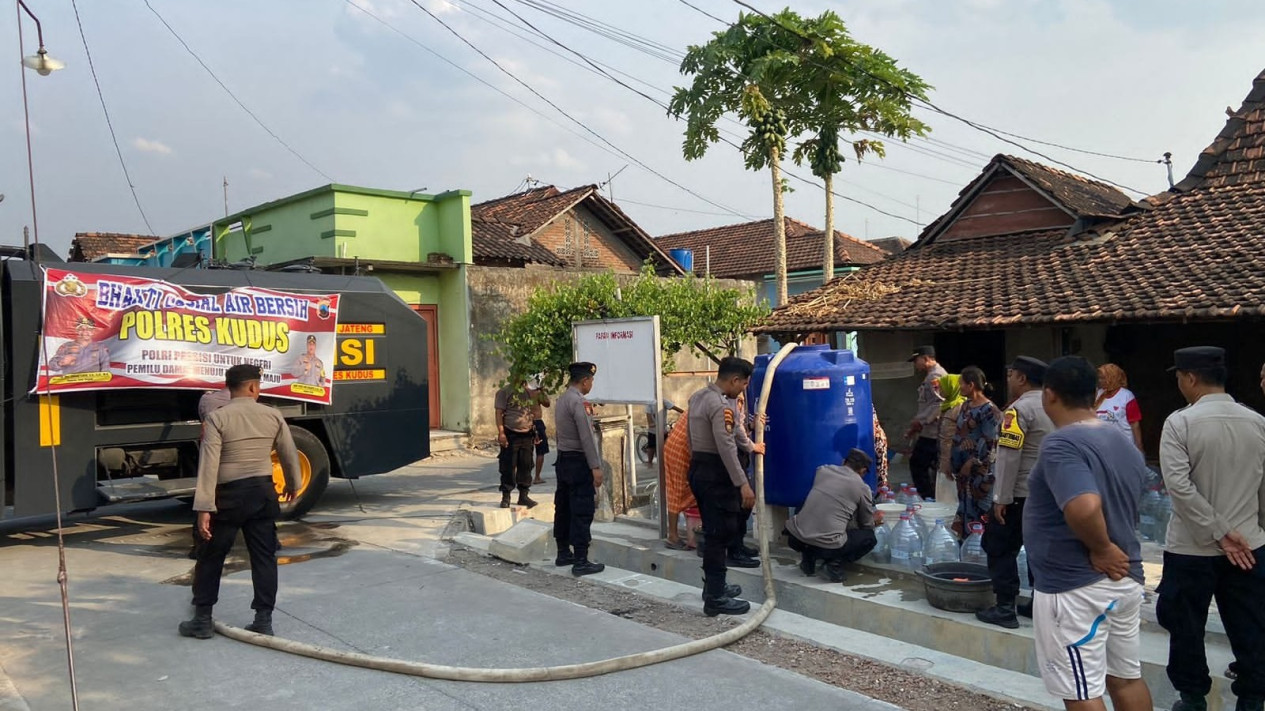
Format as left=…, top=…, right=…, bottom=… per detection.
left=916, top=502, right=957, bottom=531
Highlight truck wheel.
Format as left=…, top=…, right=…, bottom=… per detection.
left=272, top=426, right=331, bottom=519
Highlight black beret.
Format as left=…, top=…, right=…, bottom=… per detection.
left=568, top=362, right=597, bottom=379
left=1169, top=346, right=1225, bottom=372
left=1008, top=356, right=1049, bottom=385
left=906, top=345, right=935, bottom=362
left=306, top=334, right=317, bottom=344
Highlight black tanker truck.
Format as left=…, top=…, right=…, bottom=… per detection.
left=0, top=247, right=430, bottom=524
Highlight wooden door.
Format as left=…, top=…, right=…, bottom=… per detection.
left=412, top=305, right=441, bottom=429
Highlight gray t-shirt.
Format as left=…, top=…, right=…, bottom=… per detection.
left=1023, top=421, right=1146, bottom=594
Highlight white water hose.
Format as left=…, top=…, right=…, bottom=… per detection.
left=215, top=343, right=799, bottom=683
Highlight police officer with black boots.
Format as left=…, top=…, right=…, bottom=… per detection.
left=687, top=357, right=765, bottom=616
left=179, top=364, right=300, bottom=639
left=552, top=362, right=606, bottom=577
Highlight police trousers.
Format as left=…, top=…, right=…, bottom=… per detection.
left=983, top=498, right=1027, bottom=604
left=688, top=452, right=742, bottom=596
left=499, top=429, right=535, bottom=494
left=553, top=452, right=596, bottom=559
left=1156, top=549, right=1265, bottom=702
left=191, top=476, right=280, bottom=612
left=908, top=436, right=938, bottom=499
left=787, top=528, right=877, bottom=577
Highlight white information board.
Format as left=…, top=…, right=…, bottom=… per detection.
left=572, top=316, right=660, bottom=405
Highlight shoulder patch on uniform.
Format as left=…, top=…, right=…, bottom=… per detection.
left=999, top=407, right=1025, bottom=449
left=723, top=407, right=735, bottom=434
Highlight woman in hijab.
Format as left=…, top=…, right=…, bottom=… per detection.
left=950, top=366, right=1002, bottom=535
left=936, top=374, right=967, bottom=490
left=1095, top=363, right=1143, bottom=452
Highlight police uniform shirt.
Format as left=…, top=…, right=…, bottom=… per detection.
left=495, top=386, right=538, bottom=434
left=198, top=388, right=232, bottom=421
left=915, top=364, right=948, bottom=438
left=554, top=386, right=600, bottom=469
left=687, top=383, right=746, bottom=487
left=993, top=388, right=1054, bottom=504
left=194, top=397, right=301, bottom=512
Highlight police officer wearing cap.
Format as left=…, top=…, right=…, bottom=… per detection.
left=687, top=356, right=766, bottom=616
left=180, top=364, right=301, bottom=639
left=1158, top=347, right=1265, bottom=711
left=977, top=356, right=1054, bottom=628
left=552, top=362, right=606, bottom=577
left=292, top=334, right=325, bottom=386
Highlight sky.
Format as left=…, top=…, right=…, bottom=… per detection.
left=1, top=0, right=1263, bottom=257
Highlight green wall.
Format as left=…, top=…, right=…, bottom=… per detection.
left=211, top=184, right=474, bottom=433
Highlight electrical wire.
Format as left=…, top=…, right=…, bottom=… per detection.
left=142, top=0, right=334, bottom=182
left=615, top=197, right=755, bottom=217
left=403, top=0, right=754, bottom=220
left=675, top=0, right=728, bottom=25
left=70, top=0, right=155, bottom=235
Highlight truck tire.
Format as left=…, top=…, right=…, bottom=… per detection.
left=272, top=426, right=331, bottom=519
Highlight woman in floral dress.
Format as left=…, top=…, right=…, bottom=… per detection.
left=950, top=366, right=1002, bottom=535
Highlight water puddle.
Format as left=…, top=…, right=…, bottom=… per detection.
left=161, top=521, right=356, bottom=586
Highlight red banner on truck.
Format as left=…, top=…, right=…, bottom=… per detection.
left=34, top=268, right=340, bottom=405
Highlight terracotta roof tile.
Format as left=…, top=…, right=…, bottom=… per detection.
left=470, top=185, right=683, bottom=272
left=655, top=217, right=886, bottom=278
left=757, top=69, right=1265, bottom=334
left=69, top=232, right=158, bottom=262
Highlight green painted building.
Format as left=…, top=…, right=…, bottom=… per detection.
left=214, top=184, right=473, bottom=432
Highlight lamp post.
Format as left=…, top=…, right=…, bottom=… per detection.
left=16, top=0, right=64, bottom=248
left=15, top=8, right=76, bottom=710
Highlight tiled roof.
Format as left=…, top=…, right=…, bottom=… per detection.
left=69, top=232, right=158, bottom=262
left=655, top=217, right=886, bottom=278
left=471, top=185, right=682, bottom=272
left=756, top=68, right=1265, bottom=334
left=470, top=217, right=566, bottom=266
left=1001, top=154, right=1137, bottom=217
left=1177, top=68, right=1265, bottom=190
left=869, top=237, right=912, bottom=255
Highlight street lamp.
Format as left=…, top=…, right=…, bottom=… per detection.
left=15, top=0, right=64, bottom=250
left=17, top=0, right=64, bottom=75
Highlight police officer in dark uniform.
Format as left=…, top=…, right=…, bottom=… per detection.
left=687, top=357, right=765, bottom=616
left=977, top=356, right=1054, bottom=628
left=552, top=362, right=605, bottom=576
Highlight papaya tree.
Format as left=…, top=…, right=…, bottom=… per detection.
left=787, top=11, right=931, bottom=281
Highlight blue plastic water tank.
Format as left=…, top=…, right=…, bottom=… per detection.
left=747, top=345, right=876, bottom=506
left=668, top=248, right=694, bottom=272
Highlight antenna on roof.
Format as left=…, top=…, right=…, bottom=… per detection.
left=598, top=165, right=629, bottom=203
left=223, top=176, right=229, bottom=217
left=1163, top=152, right=1174, bottom=189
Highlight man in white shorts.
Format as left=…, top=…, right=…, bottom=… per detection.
left=1024, top=356, right=1152, bottom=711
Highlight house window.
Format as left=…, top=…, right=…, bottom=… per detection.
left=559, top=215, right=601, bottom=267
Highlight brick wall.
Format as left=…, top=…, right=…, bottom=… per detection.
left=531, top=204, right=644, bottom=273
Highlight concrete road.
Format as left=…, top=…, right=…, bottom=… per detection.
left=0, top=453, right=895, bottom=711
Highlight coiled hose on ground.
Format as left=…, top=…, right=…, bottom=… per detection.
left=214, top=343, right=798, bottom=683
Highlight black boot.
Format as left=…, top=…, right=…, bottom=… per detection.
left=178, top=605, right=214, bottom=640
left=1235, top=699, right=1263, bottom=711
left=1016, top=600, right=1033, bottom=618
left=244, top=609, right=274, bottom=636
left=975, top=603, right=1019, bottom=629
left=821, top=561, right=847, bottom=583
left=517, top=491, right=537, bottom=509
left=726, top=551, right=760, bottom=568
left=572, top=559, right=605, bottom=576
left=701, top=577, right=741, bottom=598
left=1172, top=692, right=1207, bottom=711
left=499, top=492, right=511, bottom=508
left=799, top=552, right=816, bottom=576
left=555, top=545, right=576, bottom=567
left=702, top=579, right=751, bottom=617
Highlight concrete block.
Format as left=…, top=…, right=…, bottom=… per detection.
left=489, top=519, right=554, bottom=565
left=512, top=501, right=555, bottom=524
left=451, top=532, right=493, bottom=554
left=468, top=506, right=514, bottom=535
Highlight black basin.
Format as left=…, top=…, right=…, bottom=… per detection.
left=917, top=562, right=995, bottom=613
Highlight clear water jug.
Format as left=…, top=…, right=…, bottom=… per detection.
left=923, top=518, right=959, bottom=564
left=890, top=513, right=925, bottom=571
left=960, top=521, right=987, bottom=565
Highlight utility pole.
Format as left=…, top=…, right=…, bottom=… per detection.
left=1163, top=152, right=1175, bottom=189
